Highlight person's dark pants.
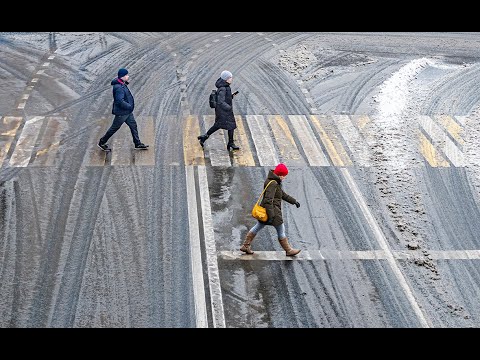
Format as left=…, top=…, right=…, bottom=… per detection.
left=100, top=113, right=141, bottom=146
left=206, top=123, right=234, bottom=143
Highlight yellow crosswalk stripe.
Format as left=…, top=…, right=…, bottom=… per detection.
left=310, top=115, right=352, bottom=167
left=31, top=116, right=67, bottom=167
left=183, top=115, right=205, bottom=166
left=84, top=118, right=110, bottom=166
left=418, top=132, right=450, bottom=167
left=354, top=114, right=371, bottom=130
left=267, top=115, right=305, bottom=166
left=435, top=115, right=465, bottom=146
left=231, top=115, right=255, bottom=166
left=134, top=116, right=155, bottom=166
left=111, top=121, right=133, bottom=166
left=0, top=116, right=22, bottom=166
left=9, top=116, right=44, bottom=167
left=419, top=115, right=463, bottom=167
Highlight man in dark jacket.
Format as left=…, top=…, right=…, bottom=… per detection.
left=241, top=163, right=302, bottom=256
left=98, top=68, right=149, bottom=151
left=197, top=70, right=240, bottom=151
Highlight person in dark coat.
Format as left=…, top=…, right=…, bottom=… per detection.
left=241, top=163, right=302, bottom=256
left=198, top=70, right=240, bottom=151
left=98, top=68, right=149, bottom=151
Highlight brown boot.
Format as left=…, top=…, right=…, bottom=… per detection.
left=279, top=237, right=301, bottom=256
left=240, top=231, right=256, bottom=254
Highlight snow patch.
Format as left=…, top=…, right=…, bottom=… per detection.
left=376, top=58, right=432, bottom=119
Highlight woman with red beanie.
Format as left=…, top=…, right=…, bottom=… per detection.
left=241, top=163, right=301, bottom=256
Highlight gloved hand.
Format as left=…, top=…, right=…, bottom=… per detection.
left=295, top=201, right=301, bottom=208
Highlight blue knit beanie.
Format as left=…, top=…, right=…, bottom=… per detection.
left=118, top=68, right=129, bottom=78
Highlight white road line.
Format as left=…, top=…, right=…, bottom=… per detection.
left=334, top=115, right=372, bottom=167
left=465, top=250, right=480, bottom=259
left=198, top=166, right=226, bottom=328
left=341, top=168, right=431, bottom=328
left=186, top=166, right=208, bottom=328
left=219, top=249, right=480, bottom=260
left=203, top=115, right=231, bottom=167
left=289, top=115, right=329, bottom=166
left=246, top=115, right=279, bottom=166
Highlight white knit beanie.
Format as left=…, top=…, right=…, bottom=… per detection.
left=220, top=70, right=233, bottom=80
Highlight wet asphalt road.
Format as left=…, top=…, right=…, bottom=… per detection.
left=1, top=32, right=480, bottom=327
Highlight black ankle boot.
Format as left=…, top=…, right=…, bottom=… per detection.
left=197, top=134, right=209, bottom=147
left=227, top=141, right=240, bottom=151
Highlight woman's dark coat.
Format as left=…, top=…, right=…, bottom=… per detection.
left=214, top=77, right=237, bottom=130
left=259, top=170, right=297, bottom=227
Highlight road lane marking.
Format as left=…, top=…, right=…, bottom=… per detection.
left=219, top=249, right=480, bottom=260
left=310, top=115, right=352, bottom=167
left=198, top=166, right=226, bottom=328
left=0, top=116, right=22, bottom=165
left=31, top=116, right=67, bottom=166
left=9, top=116, right=44, bottom=167
left=111, top=123, right=133, bottom=165
left=353, top=114, right=371, bottom=130
left=84, top=118, right=110, bottom=166
left=134, top=116, right=155, bottom=166
left=419, top=115, right=464, bottom=167
left=186, top=166, right=208, bottom=328
left=418, top=132, right=449, bottom=167
left=245, top=115, right=279, bottom=166
left=435, top=115, right=465, bottom=146
left=267, top=115, right=305, bottom=166
left=335, top=114, right=372, bottom=167
left=341, top=168, right=431, bottom=328
left=289, top=115, right=329, bottom=166
left=453, top=115, right=467, bottom=127
left=183, top=115, right=205, bottom=166
left=203, top=115, right=231, bottom=167
left=231, top=115, right=255, bottom=167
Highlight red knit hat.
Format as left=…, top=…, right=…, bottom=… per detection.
left=274, top=163, right=288, bottom=176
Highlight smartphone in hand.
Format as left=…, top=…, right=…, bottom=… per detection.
left=232, top=90, right=239, bottom=98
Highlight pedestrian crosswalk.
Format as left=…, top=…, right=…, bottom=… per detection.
left=185, top=114, right=467, bottom=168
left=0, top=113, right=468, bottom=168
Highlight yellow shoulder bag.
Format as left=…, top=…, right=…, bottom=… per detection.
left=251, top=180, right=275, bottom=222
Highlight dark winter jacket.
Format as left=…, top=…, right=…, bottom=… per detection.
left=259, top=170, right=297, bottom=227
left=214, top=78, right=237, bottom=130
left=111, top=77, right=135, bottom=116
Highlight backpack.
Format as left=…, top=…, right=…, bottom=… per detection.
left=209, top=89, right=218, bottom=108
